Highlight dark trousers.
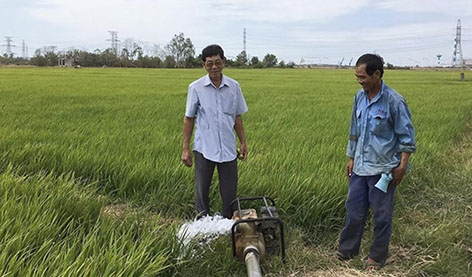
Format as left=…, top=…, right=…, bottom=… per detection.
left=194, top=151, right=238, bottom=219
left=338, top=173, right=396, bottom=263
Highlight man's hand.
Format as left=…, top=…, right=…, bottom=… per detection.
left=391, top=165, right=407, bottom=186
left=238, top=143, right=247, bottom=160
left=391, top=152, right=411, bottom=186
left=346, top=158, right=354, bottom=178
left=234, top=115, right=247, bottom=161
left=181, top=148, right=193, bottom=167
left=182, top=116, right=195, bottom=167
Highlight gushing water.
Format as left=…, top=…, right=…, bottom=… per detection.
left=177, top=215, right=235, bottom=247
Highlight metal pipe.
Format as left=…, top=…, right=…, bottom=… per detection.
left=244, top=248, right=262, bottom=277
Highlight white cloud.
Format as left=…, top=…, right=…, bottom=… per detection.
left=27, top=0, right=372, bottom=38
left=27, top=1, right=202, bottom=41
left=374, top=0, right=472, bottom=15
left=208, top=0, right=371, bottom=22
left=10, top=0, right=472, bottom=65
left=23, top=0, right=373, bottom=54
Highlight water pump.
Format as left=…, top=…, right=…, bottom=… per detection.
left=231, top=196, right=286, bottom=277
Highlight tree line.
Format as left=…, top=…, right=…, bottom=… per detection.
left=0, top=33, right=294, bottom=68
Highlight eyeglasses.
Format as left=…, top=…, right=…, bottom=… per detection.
left=204, top=60, right=224, bottom=68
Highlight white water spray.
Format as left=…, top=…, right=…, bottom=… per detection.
left=177, top=215, right=235, bottom=247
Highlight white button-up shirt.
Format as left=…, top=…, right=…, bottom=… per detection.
left=185, top=74, right=248, bottom=163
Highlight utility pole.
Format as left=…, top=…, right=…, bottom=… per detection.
left=107, top=31, right=120, bottom=56
left=243, top=28, right=247, bottom=54
left=2, top=36, right=15, bottom=57
left=242, top=28, right=248, bottom=65
left=22, top=40, right=26, bottom=59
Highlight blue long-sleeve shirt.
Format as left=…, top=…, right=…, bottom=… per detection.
left=347, top=82, right=416, bottom=176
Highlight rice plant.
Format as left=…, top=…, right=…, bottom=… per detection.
left=0, top=67, right=471, bottom=275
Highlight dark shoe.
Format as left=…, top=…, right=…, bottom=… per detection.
left=332, top=250, right=351, bottom=261
left=365, top=257, right=385, bottom=270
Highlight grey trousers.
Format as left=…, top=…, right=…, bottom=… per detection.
left=194, top=151, right=238, bottom=219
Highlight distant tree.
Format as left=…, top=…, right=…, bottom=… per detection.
left=250, top=56, right=263, bottom=68
left=65, top=49, right=79, bottom=65
left=134, top=46, right=143, bottom=63
left=225, top=58, right=235, bottom=67
left=234, top=51, right=248, bottom=67
left=152, top=44, right=167, bottom=60
left=42, top=46, right=59, bottom=66
left=30, top=46, right=59, bottom=66
left=193, top=54, right=204, bottom=68
left=0, top=55, right=28, bottom=65
left=153, top=56, right=163, bottom=68
left=0, top=55, right=8, bottom=64
left=386, top=62, right=394, bottom=69
left=26, top=41, right=194, bottom=68
left=165, top=33, right=195, bottom=68
left=120, top=48, right=130, bottom=67
left=286, top=61, right=296, bottom=68
left=184, top=56, right=201, bottom=68
left=164, top=55, right=176, bottom=68
left=30, top=49, right=47, bottom=66
left=100, top=48, right=120, bottom=67
left=262, top=53, right=278, bottom=68
left=136, top=55, right=162, bottom=68
left=63, top=49, right=100, bottom=67
left=122, top=38, right=142, bottom=62
left=279, top=60, right=286, bottom=68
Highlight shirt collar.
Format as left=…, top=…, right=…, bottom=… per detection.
left=203, top=74, right=229, bottom=89
left=364, top=81, right=385, bottom=105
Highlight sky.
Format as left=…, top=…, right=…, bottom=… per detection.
left=1, top=0, right=471, bottom=66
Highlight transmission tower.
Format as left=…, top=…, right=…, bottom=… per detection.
left=2, top=36, right=15, bottom=57
left=452, top=19, right=464, bottom=67
left=22, top=40, right=26, bottom=59
left=243, top=28, right=246, bottom=53
left=107, top=31, right=120, bottom=55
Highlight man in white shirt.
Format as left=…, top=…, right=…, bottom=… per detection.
left=182, top=44, right=248, bottom=219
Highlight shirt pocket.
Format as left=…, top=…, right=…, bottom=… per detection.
left=356, top=109, right=362, bottom=118
left=355, top=109, right=362, bottom=131
left=222, top=91, right=237, bottom=115
left=371, top=114, right=390, bottom=136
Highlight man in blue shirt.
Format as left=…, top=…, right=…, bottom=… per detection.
left=182, top=44, right=248, bottom=219
left=335, top=54, right=416, bottom=269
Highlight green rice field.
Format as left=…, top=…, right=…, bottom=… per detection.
left=0, top=67, right=471, bottom=276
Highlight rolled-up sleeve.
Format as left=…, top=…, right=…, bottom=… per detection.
left=185, top=85, right=199, bottom=118
left=394, top=99, right=416, bottom=153
left=346, top=95, right=358, bottom=158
